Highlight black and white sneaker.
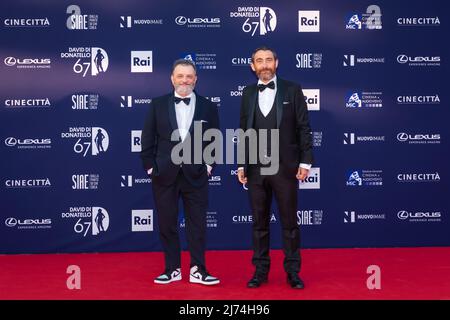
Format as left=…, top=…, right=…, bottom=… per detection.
left=154, top=268, right=182, bottom=284
left=189, top=265, right=220, bottom=285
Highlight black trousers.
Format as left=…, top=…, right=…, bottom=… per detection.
left=247, top=166, right=301, bottom=274
left=152, top=170, right=208, bottom=271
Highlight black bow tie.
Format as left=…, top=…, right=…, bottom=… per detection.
left=258, top=81, right=275, bottom=92
left=174, top=97, right=191, bottom=105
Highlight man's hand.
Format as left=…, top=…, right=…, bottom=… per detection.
left=296, top=168, right=309, bottom=181
left=237, top=168, right=247, bottom=184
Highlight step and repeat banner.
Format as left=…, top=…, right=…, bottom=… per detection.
left=1, top=0, right=447, bottom=254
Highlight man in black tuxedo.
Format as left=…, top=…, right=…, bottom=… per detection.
left=237, top=47, right=313, bottom=289
left=141, top=59, right=220, bottom=286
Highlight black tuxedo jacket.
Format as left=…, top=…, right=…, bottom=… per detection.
left=239, top=77, right=313, bottom=177
left=141, top=92, right=220, bottom=187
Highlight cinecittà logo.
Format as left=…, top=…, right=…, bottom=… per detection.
left=4, top=17, right=50, bottom=27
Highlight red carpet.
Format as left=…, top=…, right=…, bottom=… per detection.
left=1, top=247, right=449, bottom=300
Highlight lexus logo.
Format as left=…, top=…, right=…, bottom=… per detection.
left=397, top=54, right=408, bottom=64
left=397, top=211, right=409, bottom=220
left=4, top=57, right=16, bottom=66
left=5, top=217, right=17, bottom=227
left=4, top=137, right=17, bottom=146
left=397, top=133, right=408, bottom=142
left=175, top=16, right=187, bottom=25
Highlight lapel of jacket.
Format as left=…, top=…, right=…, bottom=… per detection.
left=167, top=94, right=178, bottom=133
left=246, top=85, right=258, bottom=129
left=275, top=78, right=285, bottom=129
left=188, top=92, right=201, bottom=134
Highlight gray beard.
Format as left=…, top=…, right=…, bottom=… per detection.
left=175, top=84, right=194, bottom=96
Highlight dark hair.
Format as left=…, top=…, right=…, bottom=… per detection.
left=172, top=58, right=197, bottom=74
left=251, top=46, right=278, bottom=63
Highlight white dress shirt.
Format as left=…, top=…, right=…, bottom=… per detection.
left=174, top=92, right=195, bottom=142
left=258, top=76, right=277, bottom=117
left=238, top=76, right=311, bottom=172
left=147, top=92, right=211, bottom=175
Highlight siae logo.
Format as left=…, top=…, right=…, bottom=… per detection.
left=71, top=94, right=99, bottom=110
left=296, top=53, right=322, bottom=69
left=72, top=174, right=99, bottom=190
left=66, top=5, right=98, bottom=30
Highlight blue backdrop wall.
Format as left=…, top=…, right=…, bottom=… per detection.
left=1, top=0, right=448, bottom=254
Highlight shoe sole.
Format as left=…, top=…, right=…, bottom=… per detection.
left=154, top=275, right=182, bottom=284
left=286, top=279, right=304, bottom=289
left=247, top=279, right=268, bottom=288
left=189, top=275, right=220, bottom=285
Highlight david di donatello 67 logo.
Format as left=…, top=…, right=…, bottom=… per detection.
left=61, top=126, right=109, bottom=156
left=61, top=47, right=109, bottom=77
left=61, top=206, right=110, bottom=237
left=230, top=6, right=277, bottom=36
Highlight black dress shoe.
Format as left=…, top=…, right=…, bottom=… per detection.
left=247, top=273, right=268, bottom=288
left=287, top=273, right=304, bottom=289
